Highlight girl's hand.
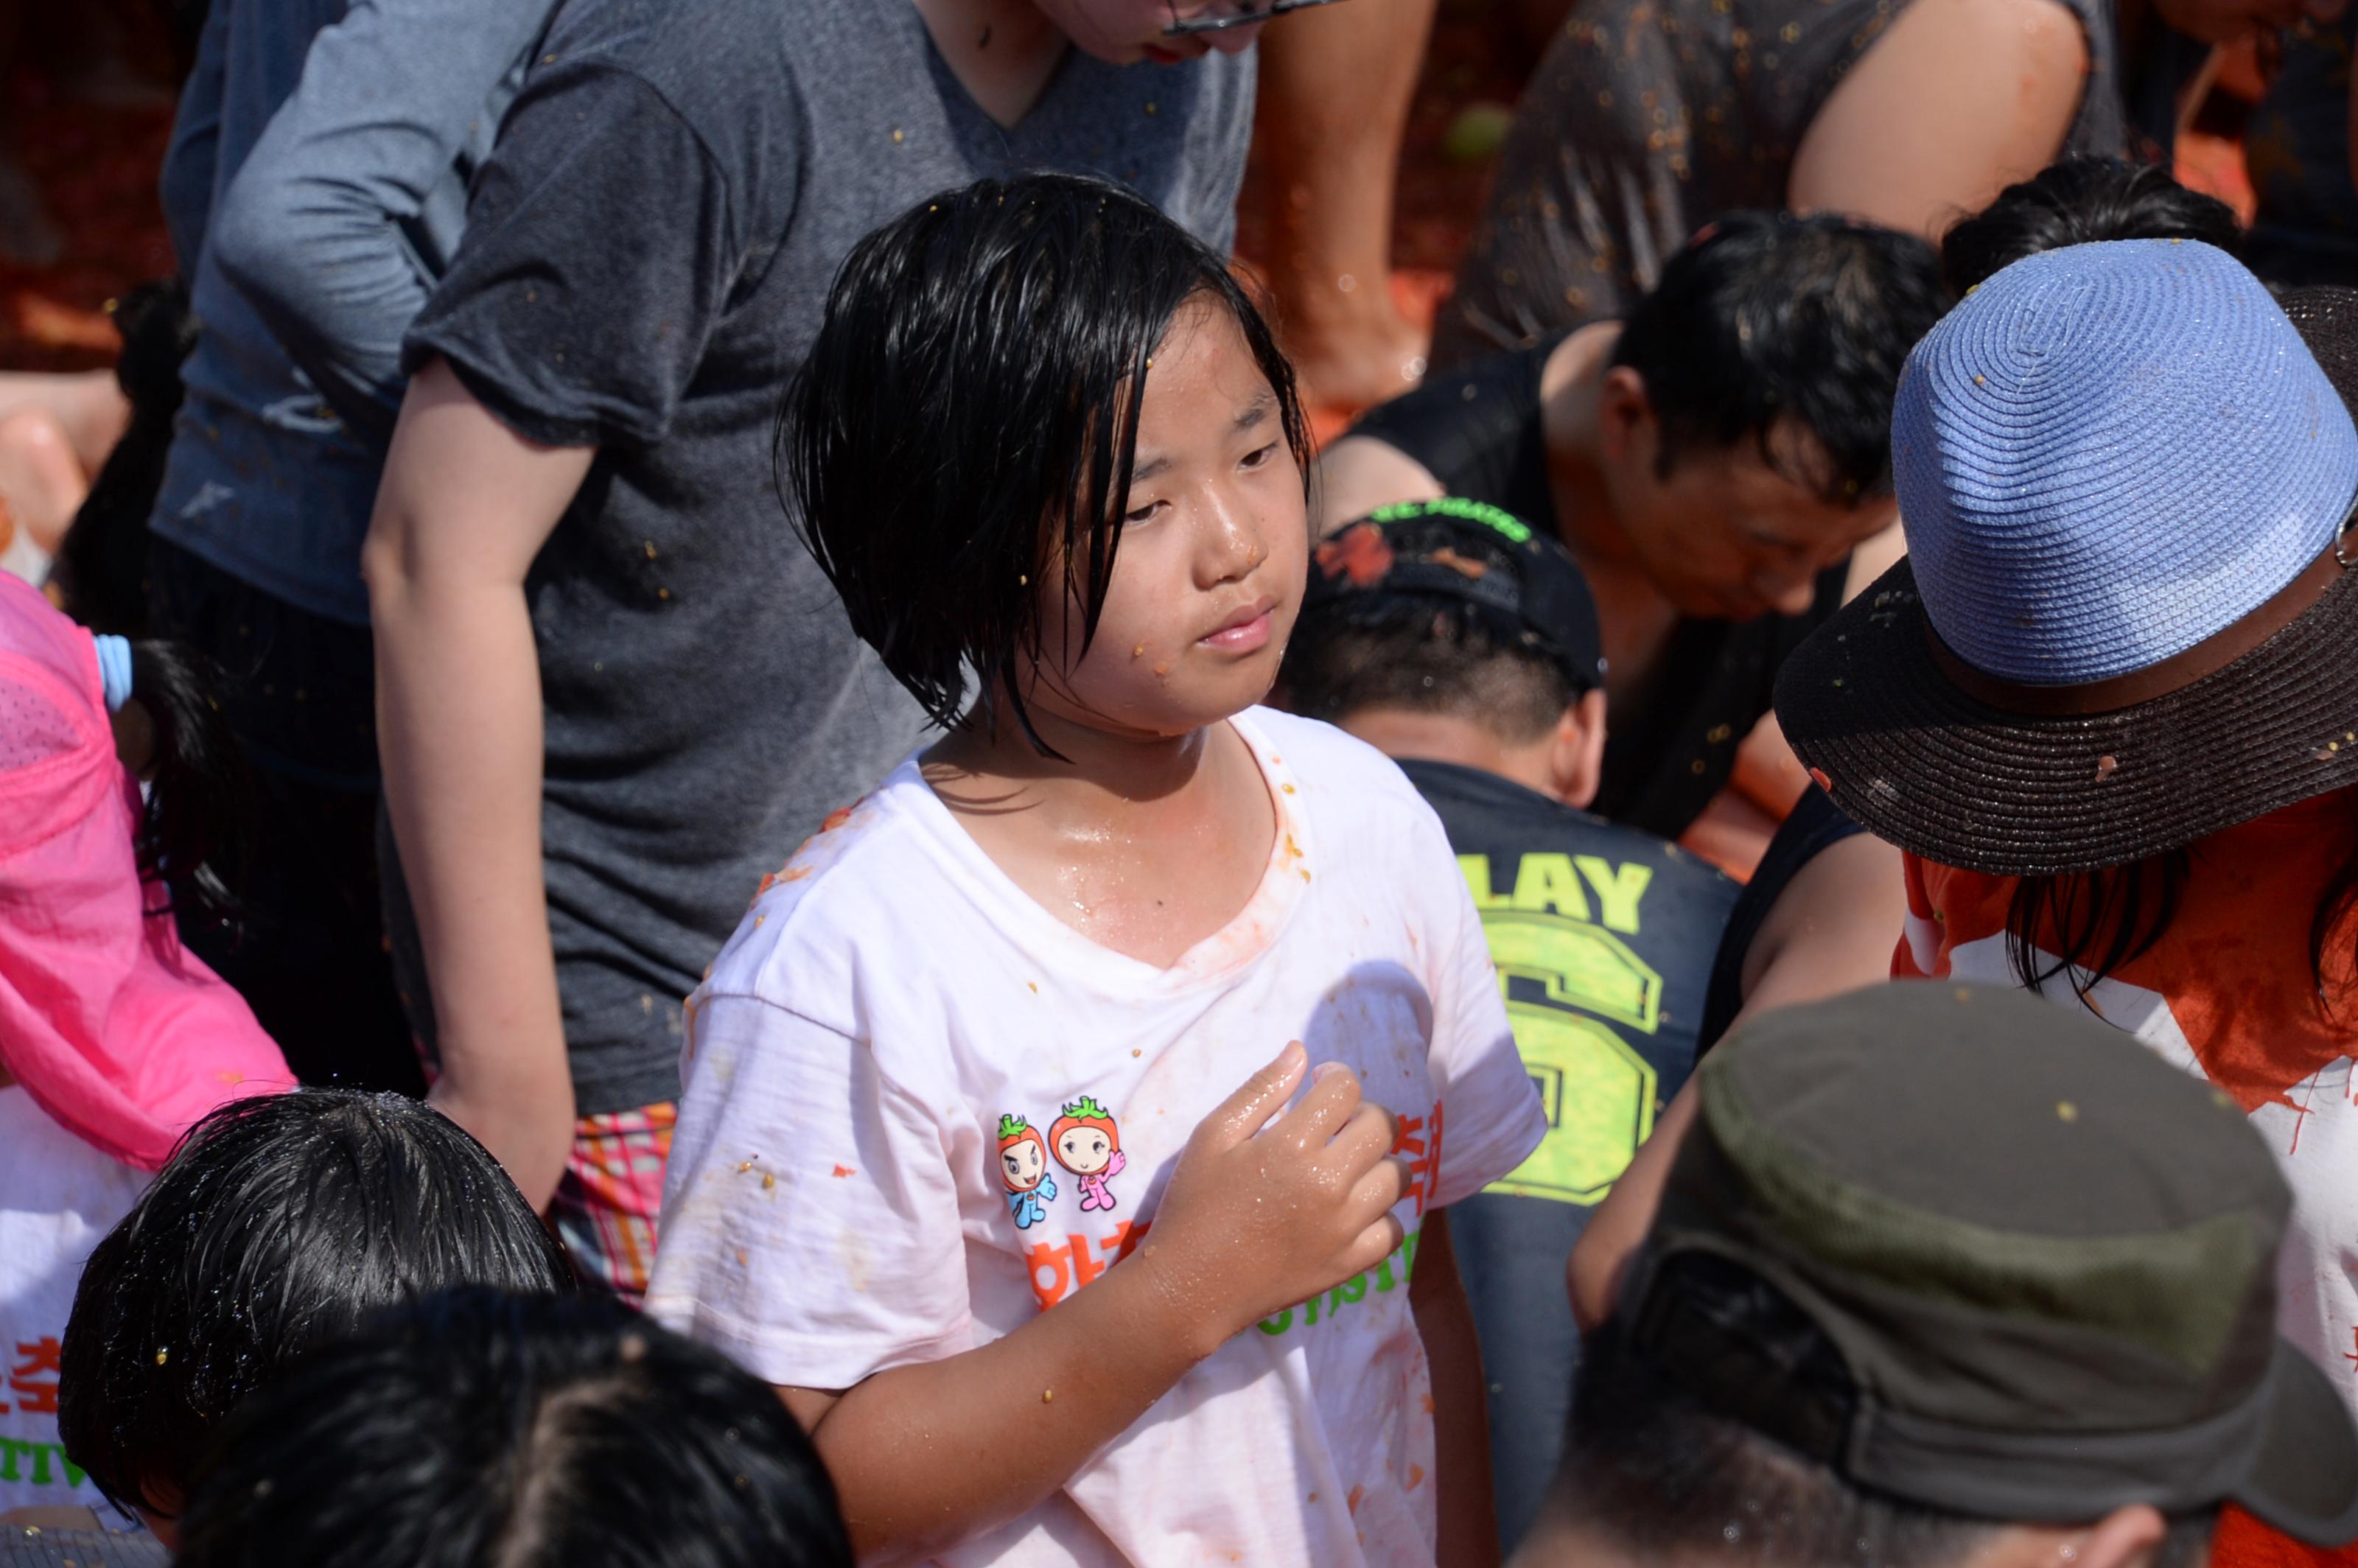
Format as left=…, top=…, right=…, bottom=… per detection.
left=1134, top=1040, right=1407, bottom=1354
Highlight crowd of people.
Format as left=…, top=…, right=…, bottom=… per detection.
left=1, top=0, right=2357, bottom=1563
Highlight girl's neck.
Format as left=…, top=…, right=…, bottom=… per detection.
left=911, top=0, right=1069, bottom=130
left=926, top=699, right=1217, bottom=825
left=922, top=695, right=1278, bottom=970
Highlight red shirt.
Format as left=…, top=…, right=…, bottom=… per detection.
left=1896, top=794, right=2358, bottom=1567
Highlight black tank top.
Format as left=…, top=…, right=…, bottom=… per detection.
left=1349, top=340, right=1847, bottom=841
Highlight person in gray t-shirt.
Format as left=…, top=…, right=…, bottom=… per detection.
left=371, top=0, right=1265, bottom=1288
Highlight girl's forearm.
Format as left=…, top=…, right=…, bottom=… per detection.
left=1413, top=1212, right=1500, bottom=1568
left=803, top=1250, right=1222, bottom=1566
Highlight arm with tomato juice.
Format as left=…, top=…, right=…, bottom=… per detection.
left=1566, top=830, right=1906, bottom=1329
left=1413, top=1208, right=1501, bottom=1568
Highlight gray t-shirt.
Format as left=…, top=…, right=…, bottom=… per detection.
left=397, top=0, right=1255, bottom=1114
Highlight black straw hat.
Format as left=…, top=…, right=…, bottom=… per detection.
left=1622, top=983, right=2358, bottom=1541
left=1775, top=248, right=2358, bottom=877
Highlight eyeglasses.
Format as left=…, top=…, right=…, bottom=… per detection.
left=1161, top=0, right=1350, bottom=35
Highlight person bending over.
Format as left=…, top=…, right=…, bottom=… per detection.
left=56, top=1089, right=574, bottom=1547
left=646, top=174, right=1544, bottom=1567
left=1316, top=214, right=1946, bottom=851
left=1516, top=984, right=2358, bottom=1568
left=172, top=1289, right=850, bottom=1568
left=1425, top=0, right=2128, bottom=372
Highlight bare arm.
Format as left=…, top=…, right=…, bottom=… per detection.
left=1413, top=1209, right=1500, bottom=1568
left=1789, top=0, right=2089, bottom=241
left=780, top=1049, right=1408, bottom=1566
left=363, top=357, right=593, bottom=1208
left=1566, top=832, right=1906, bottom=1328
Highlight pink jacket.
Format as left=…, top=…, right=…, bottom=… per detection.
left=0, top=573, right=289, bottom=1169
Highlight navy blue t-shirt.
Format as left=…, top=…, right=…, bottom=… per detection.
left=1399, top=757, right=1739, bottom=1547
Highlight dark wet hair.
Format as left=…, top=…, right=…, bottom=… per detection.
left=1610, top=211, right=1947, bottom=505
left=1281, top=601, right=1581, bottom=744
left=1941, top=158, right=2244, bottom=298
left=175, top=1288, right=852, bottom=1568
left=58, top=1090, right=575, bottom=1519
left=1554, top=1264, right=2217, bottom=1567
left=51, top=278, right=197, bottom=637
left=126, top=636, right=256, bottom=926
left=780, top=172, right=1312, bottom=753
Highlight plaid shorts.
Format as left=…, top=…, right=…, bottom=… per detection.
left=548, top=1102, right=678, bottom=1304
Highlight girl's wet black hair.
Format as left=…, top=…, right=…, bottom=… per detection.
left=780, top=172, right=1312, bottom=755
left=173, top=1287, right=853, bottom=1568
left=57, top=1090, right=576, bottom=1522
left=1940, top=157, right=2244, bottom=298
left=126, top=635, right=256, bottom=927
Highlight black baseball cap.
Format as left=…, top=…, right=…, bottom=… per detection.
left=1303, top=497, right=1606, bottom=693
left=1619, top=982, right=2358, bottom=1541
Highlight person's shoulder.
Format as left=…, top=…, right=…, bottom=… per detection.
left=528, top=0, right=803, bottom=130
left=1245, top=708, right=1445, bottom=831
left=698, top=771, right=942, bottom=1009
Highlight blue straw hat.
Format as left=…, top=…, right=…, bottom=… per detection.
left=1777, top=257, right=2358, bottom=877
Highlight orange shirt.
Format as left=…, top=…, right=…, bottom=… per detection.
left=1896, top=794, right=2358, bottom=1568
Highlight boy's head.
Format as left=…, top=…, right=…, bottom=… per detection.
left=1519, top=985, right=2358, bottom=1568
left=172, top=1288, right=853, bottom=1568
left=57, top=1089, right=575, bottom=1537
left=1594, top=211, right=1946, bottom=621
left=1281, top=498, right=1609, bottom=808
left=1525, top=1311, right=2221, bottom=1568
left=784, top=172, right=1312, bottom=755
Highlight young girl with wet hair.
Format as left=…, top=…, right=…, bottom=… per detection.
left=646, top=172, right=1546, bottom=1567
left=0, top=570, right=288, bottom=1529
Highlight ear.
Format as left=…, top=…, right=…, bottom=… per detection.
left=1596, top=365, right=1657, bottom=469
left=2063, top=1505, right=2174, bottom=1568
left=1550, top=687, right=1609, bottom=810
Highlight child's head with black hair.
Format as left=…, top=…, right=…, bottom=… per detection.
left=782, top=172, right=1313, bottom=754
left=1596, top=211, right=1946, bottom=621
left=56, top=1089, right=575, bottom=1540
left=1939, top=157, right=2244, bottom=298
left=173, top=1287, right=853, bottom=1568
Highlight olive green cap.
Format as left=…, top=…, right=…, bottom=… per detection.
left=1620, top=982, right=2358, bottom=1541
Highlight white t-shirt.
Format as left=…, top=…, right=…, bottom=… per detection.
left=0, top=1087, right=150, bottom=1523
left=648, top=708, right=1546, bottom=1567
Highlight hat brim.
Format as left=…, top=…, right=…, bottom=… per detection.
left=1771, top=554, right=2358, bottom=875
left=2233, top=1334, right=2358, bottom=1546
left=1775, top=284, right=2358, bottom=877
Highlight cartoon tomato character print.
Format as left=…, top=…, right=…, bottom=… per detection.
left=1050, top=1097, right=1125, bottom=1214
left=999, top=1114, right=1057, bottom=1230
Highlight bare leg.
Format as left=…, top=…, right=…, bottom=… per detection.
left=1253, top=0, right=1436, bottom=413
left=0, top=406, right=94, bottom=554
left=0, top=370, right=133, bottom=476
